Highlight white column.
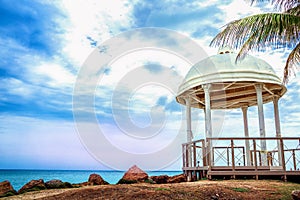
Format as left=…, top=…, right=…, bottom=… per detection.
left=185, top=97, right=193, bottom=169
left=242, top=106, right=251, bottom=166
left=185, top=97, right=193, bottom=143
left=273, top=95, right=283, bottom=166
left=254, top=83, right=267, bottom=166
left=203, top=84, right=212, bottom=165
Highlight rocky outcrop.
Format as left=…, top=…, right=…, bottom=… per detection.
left=45, top=179, right=73, bottom=189
left=0, top=180, right=17, bottom=197
left=167, top=174, right=186, bottom=183
left=72, top=174, right=109, bottom=188
left=88, top=174, right=109, bottom=185
left=150, top=174, right=187, bottom=184
left=292, top=190, right=300, bottom=200
left=118, top=165, right=148, bottom=184
left=150, top=175, right=169, bottom=184
left=18, top=179, right=46, bottom=194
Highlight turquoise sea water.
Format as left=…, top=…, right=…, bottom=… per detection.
left=0, top=170, right=182, bottom=191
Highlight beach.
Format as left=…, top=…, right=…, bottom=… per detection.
left=3, top=180, right=300, bottom=200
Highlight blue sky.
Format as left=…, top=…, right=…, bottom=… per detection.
left=0, top=0, right=299, bottom=171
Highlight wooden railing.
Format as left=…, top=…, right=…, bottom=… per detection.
left=182, top=137, right=300, bottom=172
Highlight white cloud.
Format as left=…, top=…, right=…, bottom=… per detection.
left=35, top=62, right=75, bottom=87
left=59, top=0, right=134, bottom=67
left=219, top=0, right=266, bottom=23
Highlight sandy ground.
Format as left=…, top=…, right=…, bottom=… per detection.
left=3, top=180, right=300, bottom=200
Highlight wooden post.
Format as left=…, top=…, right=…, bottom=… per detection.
left=253, top=139, right=258, bottom=180
left=227, top=148, right=230, bottom=166
left=212, top=147, right=215, bottom=166
left=182, top=144, right=185, bottom=167
left=202, top=140, right=206, bottom=166
left=243, top=147, right=246, bottom=166
left=280, top=138, right=287, bottom=181
left=242, top=106, right=251, bottom=166
left=193, top=142, right=197, bottom=167
left=273, top=95, right=283, bottom=166
left=293, top=150, right=296, bottom=170
left=185, top=145, right=189, bottom=168
left=250, top=150, right=253, bottom=166
left=254, top=84, right=267, bottom=166
left=231, top=139, right=235, bottom=179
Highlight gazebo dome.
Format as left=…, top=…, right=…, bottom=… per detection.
left=176, top=51, right=286, bottom=109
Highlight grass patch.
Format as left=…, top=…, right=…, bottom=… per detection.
left=155, top=187, right=170, bottom=191
left=117, top=179, right=137, bottom=184
left=19, top=186, right=46, bottom=194
left=273, top=182, right=300, bottom=200
left=144, top=179, right=155, bottom=184
left=0, top=190, right=17, bottom=197
left=231, top=187, right=249, bottom=192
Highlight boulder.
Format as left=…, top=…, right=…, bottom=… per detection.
left=118, top=165, right=148, bottom=184
left=45, top=179, right=73, bottom=189
left=18, top=179, right=46, bottom=194
left=150, top=175, right=169, bottom=184
left=167, top=174, right=187, bottom=183
left=72, top=182, right=90, bottom=188
left=0, top=180, right=17, bottom=197
left=88, top=174, right=109, bottom=185
left=292, top=190, right=300, bottom=200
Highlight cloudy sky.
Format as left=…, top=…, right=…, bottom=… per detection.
left=0, top=0, right=299, bottom=171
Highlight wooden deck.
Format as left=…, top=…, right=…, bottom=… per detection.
left=182, top=137, right=300, bottom=181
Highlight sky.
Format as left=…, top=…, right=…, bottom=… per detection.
left=0, top=0, right=299, bottom=171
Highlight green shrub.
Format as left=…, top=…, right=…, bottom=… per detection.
left=231, top=187, right=249, bottom=192
left=0, top=190, right=17, bottom=197
left=155, top=187, right=170, bottom=191
left=117, top=179, right=137, bottom=184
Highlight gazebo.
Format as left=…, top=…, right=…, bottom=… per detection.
left=176, top=48, right=300, bottom=181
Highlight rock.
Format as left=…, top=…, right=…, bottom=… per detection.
left=88, top=174, right=109, bottom=185
left=150, top=175, right=169, bottom=184
left=292, top=190, right=300, bottom=200
left=45, top=179, right=73, bottom=189
left=0, top=180, right=17, bottom=197
left=211, top=195, right=219, bottom=200
left=117, top=165, right=148, bottom=184
left=167, top=174, right=187, bottom=183
left=72, top=182, right=91, bottom=188
left=18, top=179, right=46, bottom=194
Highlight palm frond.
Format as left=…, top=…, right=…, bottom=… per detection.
left=210, top=13, right=300, bottom=50
left=210, top=13, right=300, bottom=83
left=283, top=42, right=300, bottom=84
left=285, top=5, right=300, bottom=16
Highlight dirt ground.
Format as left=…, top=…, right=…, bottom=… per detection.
left=3, top=180, right=300, bottom=200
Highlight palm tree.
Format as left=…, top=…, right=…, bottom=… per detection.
left=210, top=0, right=300, bottom=84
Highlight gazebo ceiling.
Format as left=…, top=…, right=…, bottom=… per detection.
left=176, top=51, right=286, bottom=109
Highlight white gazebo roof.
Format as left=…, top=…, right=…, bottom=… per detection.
left=176, top=50, right=286, bottom=109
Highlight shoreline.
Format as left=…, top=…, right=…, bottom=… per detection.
left=3, top=180, right=300, bottom=200
left=0, top=169, right=182, bottom=191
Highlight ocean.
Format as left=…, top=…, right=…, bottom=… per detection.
left=0, top=170, right=182, bottom=191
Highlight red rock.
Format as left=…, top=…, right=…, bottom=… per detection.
left=118, top=165, right=148, bottom=184
left=45, top=179, right=73, bottom=189
left=88, top=174, right=109, bottom=185
left=18, top=179, right=46, bottom=194
left=0, top=180, right=16, bottom=197
left=292, top=190, right=300, bottom=200
left=167, top=174, right=187, bottom=183
left=150, top=175, right=169, bottom=184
